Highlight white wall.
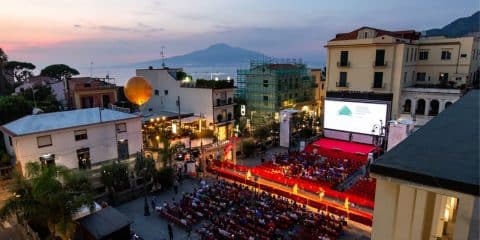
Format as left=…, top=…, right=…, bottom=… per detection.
left=4, top=118, right=141, bottom=172
left=137, top=69, right=215, bottom=123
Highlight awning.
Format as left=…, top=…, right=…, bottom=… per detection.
left=78, top=207, right=132, bottom=240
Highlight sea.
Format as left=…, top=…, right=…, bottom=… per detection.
left=77, top=65, right=243, bottom=86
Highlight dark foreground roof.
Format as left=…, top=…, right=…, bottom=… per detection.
left=371, top=90, right=480, bottom=196
left=79, top=207, right=132, bottom=239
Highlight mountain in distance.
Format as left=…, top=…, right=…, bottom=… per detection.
left=137, top=43, right=269, bottom=68
left=424, top=11, right=479, bottom=37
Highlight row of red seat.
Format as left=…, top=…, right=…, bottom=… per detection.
left=345, top=178, right=376, bottom=202
left=208, top=167, right=373, bottom=227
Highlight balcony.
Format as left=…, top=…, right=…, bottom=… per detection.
left=214, top=97, right=234, bottom=107
left=336, top=82, right=349, bottom=88
left=373, top=61, right=388, bottom=67
left=371, top=82, right=386, bottom=89
left=336, top=61, right=351, bottom=68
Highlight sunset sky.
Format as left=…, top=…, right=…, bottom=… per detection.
left=1, top=0, right=477, bottom=71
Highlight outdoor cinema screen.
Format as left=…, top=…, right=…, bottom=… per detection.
left=324, top=100, right=387, bottom=135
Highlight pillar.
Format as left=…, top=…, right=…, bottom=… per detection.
left=393, top=185, right=415, bottom=239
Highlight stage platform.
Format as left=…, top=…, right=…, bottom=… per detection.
left=306, top=138, right=375, bottom=162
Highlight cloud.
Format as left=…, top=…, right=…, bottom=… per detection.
left=73, top=24, right=82, bottom=28
left=96, top=23, right=164, bottom=33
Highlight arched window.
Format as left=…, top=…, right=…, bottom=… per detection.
left=445, top=102, right=453, bottom=108
left=416, top=99, right=426, bottom=115
left=403, top=99, right=411, bottom=113
left=429, top=100, right=440, bottom=116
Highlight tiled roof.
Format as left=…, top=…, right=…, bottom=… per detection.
left=330, top=27, right=420, bottom=41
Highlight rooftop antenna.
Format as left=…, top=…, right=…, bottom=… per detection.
left=90, top=61, right=94, bottom=77
left=160, top=46, right=166, bottom=68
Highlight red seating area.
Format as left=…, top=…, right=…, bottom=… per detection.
left=305, top=138, right=375, bottom=163
left=208, top=167, right=373, bottom=227
left=196, top=180, right=346, bottom=240
left=345, top=178, right=377, bottom=203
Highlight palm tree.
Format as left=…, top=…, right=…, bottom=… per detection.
left=0, top=162, right=94, bottom=240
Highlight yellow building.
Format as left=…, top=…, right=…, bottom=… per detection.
left=311, top=68, right=327, bottom=119
left=370, top=90, right=479, bottom=240
left=325, top=27, right=479, bottom=124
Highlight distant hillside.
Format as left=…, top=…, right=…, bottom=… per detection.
left=425, top=11, right=479, bottom=37
left=137, top=43, right=269, bottom=67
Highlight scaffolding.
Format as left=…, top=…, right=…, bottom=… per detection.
left=236, top=59, right=316, bottom=127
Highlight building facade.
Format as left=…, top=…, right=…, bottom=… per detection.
left=1, top=108, right=142, bottom=174
left=325, top=27, right=479, bottom=125
left=370, top=90, right=479, bottom=240
left=311, top=68, right=327, bottom=120
left=68, top=77, right=118, bottom=109
left=236, top=60, right=317, bottom=127
left=137, top=67, right=235, bottom=141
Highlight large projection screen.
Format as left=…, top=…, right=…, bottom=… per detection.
left=324, top=100, right=387, bottom=136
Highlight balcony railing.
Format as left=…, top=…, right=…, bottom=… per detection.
left=372, top=82, right=386, bottom=89
left=214, top=98, right=234, bottom=107
left=373, top=61, right=388, bottom=67
left=336, top=61, right=351, bottom=67
left=336, top=82, right=349, bottom=88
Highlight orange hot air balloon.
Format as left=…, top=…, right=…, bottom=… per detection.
left=124, top=76, right=153, bottom=106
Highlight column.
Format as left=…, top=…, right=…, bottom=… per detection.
left=371, top=179, right=399, bottom=240
left=410, top=189, right=428, bottom=240
left=393, top=185, right=416, bottom=240
left=424, top=99, right=430, bottom=116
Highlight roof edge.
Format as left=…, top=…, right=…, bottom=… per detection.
left=371, top=164, right=480, bottom=196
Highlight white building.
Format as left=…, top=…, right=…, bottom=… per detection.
left=15, top=76, right=67, bottom=106
left=137, top=67, right=235, bottom=141
left=1, top=108, right=142, bottom=174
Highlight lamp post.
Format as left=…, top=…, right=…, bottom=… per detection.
left=142, top=166, right=150, bottom=216
left=371, top=120, right=386, bottom=154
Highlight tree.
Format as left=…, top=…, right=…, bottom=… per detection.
left=241, top=139, right=256, bottom=157
left=134, top=154, right=156, bottom=183
left=4, top=61, right=35, bottom=83
left=22, top=85, right=61, bottom=112
left=40, top=64, right=79, bottom=80
left=100, top=162, right=130, bottom=193
left=0, top=48, right=7, bottom=95
left=160, top=137, right=173, bottom=167
left=0, top=163, right=94, bottom=240
left=0, top=95, right=33, bottom=125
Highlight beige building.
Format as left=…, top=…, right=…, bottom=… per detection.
left=370, top=90, right=479, bottom=240
left=325, top=27, right=479, bottom=125
left=311, top=68, right=327, bottom=119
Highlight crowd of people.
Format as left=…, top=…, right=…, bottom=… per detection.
left=158, top=180, right=346, bottom=240
left=256, top=151, right=364, bottom=188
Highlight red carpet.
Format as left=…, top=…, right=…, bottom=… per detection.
left=306, top=138, right=375, bottom=162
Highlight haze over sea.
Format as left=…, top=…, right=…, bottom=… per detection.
left=77, top=65, right=243, bottom=86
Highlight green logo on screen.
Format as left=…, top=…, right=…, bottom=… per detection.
left=338, top=106, right=352, bottom=116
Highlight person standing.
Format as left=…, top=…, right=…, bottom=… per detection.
left=167, top=222, right=173, bottom=240
left=186, top=223, right=192, bottom=239
left=173, top=178, right=179, bottom=194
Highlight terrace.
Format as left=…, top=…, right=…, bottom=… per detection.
left=180, top=79, right=235, bottom=89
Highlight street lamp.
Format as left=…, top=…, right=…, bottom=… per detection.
left=142, top=166, right=150, bottom=216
